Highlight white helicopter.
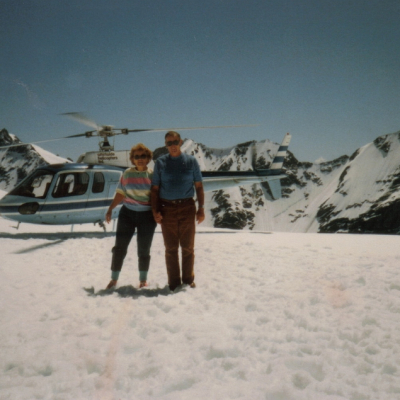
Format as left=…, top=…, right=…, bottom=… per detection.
left=0, top=113, right=291, bottom=229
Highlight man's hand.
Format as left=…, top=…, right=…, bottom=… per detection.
left=196, top=208, right=205, bottom=224
left=105, top=209, right=112, bottom=224
left=195, top=182, right=205, bottom=224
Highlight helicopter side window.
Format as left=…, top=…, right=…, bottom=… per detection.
left=92, top=172, right=105, bottom=193
left=9, top=171, right=54, bottom=199
left=52, top=172, right=89, bottom=198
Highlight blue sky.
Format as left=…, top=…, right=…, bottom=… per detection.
left=1, top=0, right=400, bottom=162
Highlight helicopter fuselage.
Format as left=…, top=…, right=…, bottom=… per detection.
left=0, top=163, right=123, bottom=226
left=0, top=164, right=286, bottom=226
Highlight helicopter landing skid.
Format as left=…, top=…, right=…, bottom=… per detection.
left=96, top=220, right=107, bottom=232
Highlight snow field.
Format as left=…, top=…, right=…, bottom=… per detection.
left=0, top=224, right=400, bottom=399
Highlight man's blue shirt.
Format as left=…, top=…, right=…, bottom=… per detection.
left=152, top=153, right=202, bottom=200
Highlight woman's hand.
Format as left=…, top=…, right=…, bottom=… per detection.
left=153, top=211, right=163, bottom=224
left=105, top=209, right=112, bottom=224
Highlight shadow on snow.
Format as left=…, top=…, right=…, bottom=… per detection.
left=83, top=284, right=190, bottom=299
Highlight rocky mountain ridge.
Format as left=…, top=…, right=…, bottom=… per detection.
left=1, top=127, right=399, bottom=234
left=177, top=132, right=400, bottom=234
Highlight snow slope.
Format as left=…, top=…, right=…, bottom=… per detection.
left=1, top=216, right=400, bottom=400
left=316, top=134, right=400, bottom=233
left=194, top=132, right=400, bottom=234
left=0, top=129, right=70, bottom=191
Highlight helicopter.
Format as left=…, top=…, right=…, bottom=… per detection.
left=0, top=113, right=291, bottom=230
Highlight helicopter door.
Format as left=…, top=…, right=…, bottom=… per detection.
left=104, top=170, right=123, bottom=220
left=45, top=171, right=91, bottom=224
left=84, top=171, right=110, bottom=223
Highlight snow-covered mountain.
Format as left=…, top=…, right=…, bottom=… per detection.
left=174, top=132, right=400, bottom=234
left=0, top=129, right=70, bottom=191
left=315, top=134, right=400, bottom=234
left=1, top=127, right=399, bottom=234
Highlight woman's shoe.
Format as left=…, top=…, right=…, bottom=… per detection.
left=106, top=279, right=117, bottom=289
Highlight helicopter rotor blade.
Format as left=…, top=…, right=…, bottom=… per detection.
left=61, top=112, right=102, bottom=131
left=0, top=124, right=259, bottom=150
left=62, top=131, right=96, bottom=138
left=0, top=138, right=72, bottom=149
left=0, top=132, right=95, bottom=149
left=116, top=129, right=155, bottom=134
left=124, top=124, right=259, bottom=134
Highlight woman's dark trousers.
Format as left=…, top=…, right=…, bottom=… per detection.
left=111, top=206, right=157, bottom=274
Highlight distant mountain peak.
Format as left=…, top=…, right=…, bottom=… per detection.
left=0, top=130, right=69, bottom=191
left=0, top=128, right=21, bottom=147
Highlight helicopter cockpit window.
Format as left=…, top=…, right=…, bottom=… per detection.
left=92, top=172, right=105, bottom=193
left=52, top=172, right=89, bottom=198
left=9, top=170, right=55, bottom=199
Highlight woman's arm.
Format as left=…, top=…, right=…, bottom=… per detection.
left=105, top=192, right=125, bottom=223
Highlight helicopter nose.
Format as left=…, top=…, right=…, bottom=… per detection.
left=0, top=195, right=8, bottom=216
left=0, top=194, right=17, bottom=219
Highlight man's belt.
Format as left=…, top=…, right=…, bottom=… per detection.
left=161, top=198, right=192, bottom=204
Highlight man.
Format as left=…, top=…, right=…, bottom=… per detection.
left=151, top=131, right=205, bottom=291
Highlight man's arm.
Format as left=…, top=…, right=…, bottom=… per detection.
left=195, top=181, right=205, bottom=224
left=151, top=185, right=163, bottom=224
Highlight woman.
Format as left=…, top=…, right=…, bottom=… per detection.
left=105, top=143, right=157, bottom=289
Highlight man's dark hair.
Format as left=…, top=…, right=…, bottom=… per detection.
left=165, top=131, right=181, bottom=140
